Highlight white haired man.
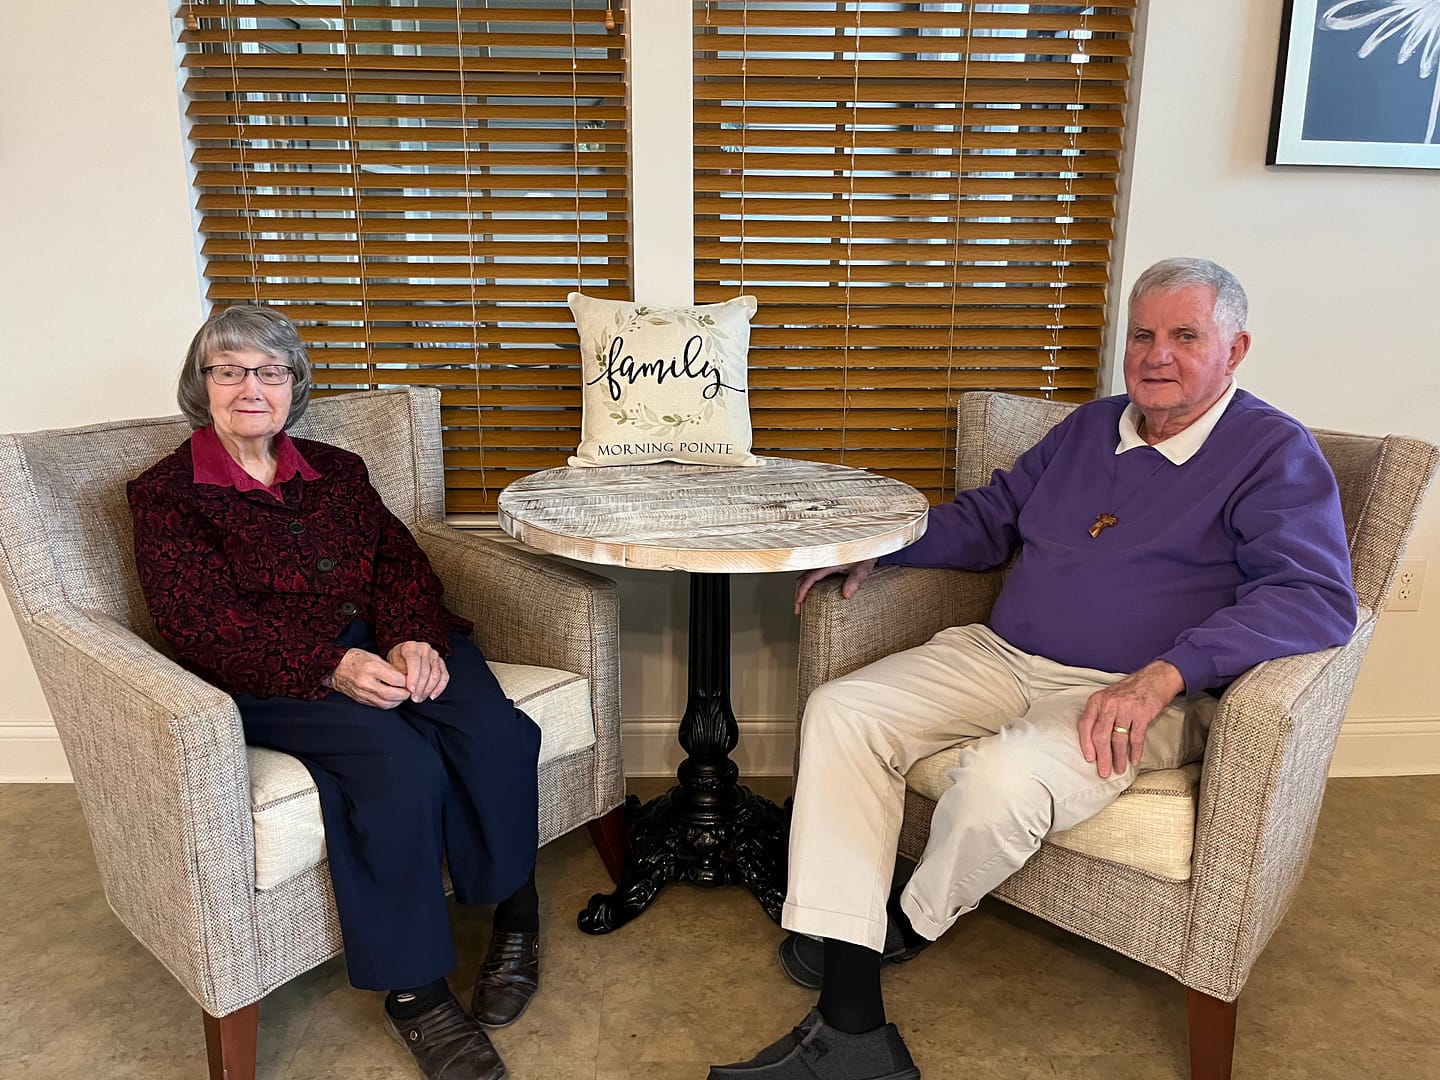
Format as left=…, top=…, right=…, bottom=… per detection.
left=708, top=258, right=1358, bottom=1080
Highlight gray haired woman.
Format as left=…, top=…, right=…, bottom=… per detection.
left=129, top=305, right=541, bottom=1080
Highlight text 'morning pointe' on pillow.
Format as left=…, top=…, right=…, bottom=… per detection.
left=567, top=292, right=762, bottom=468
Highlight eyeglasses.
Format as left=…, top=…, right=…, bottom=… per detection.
left=202, top=364, right=295, bottom=386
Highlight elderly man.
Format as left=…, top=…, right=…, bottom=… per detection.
left=707, top=258, right=1358, bottom=1080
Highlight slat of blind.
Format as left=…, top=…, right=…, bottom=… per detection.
left=747, top=365, right=1099, bottom=389
left=697, top=221, right=1115, bottom=243
left=191, top=148, right=630, bottom=168
left=188, top=99, right=628, bottom=122
left=694, top=6, right=1135, bottom=29
left=185, top=75, right=624, bottom=97
left=750, top=305, right=1106, bottom=327
left=696, top=104, right=1128, bottom=128
left=182, top=0, right=628, bottom=513
left=189, top=121, right=630, bottom=146
left=181, top=51, right=627, bottom=74
left=694, top=174, right=1118, bottom=196
left=694, top=263, right=1111, bottom=286
left=693, top=78, right=1125, bottom=105
left=692, top=128, right=1123, bottom=152
left=694, top=284, right=1109, bottom=306
left=184, top=3, right=624, bottom=23
left=202, top=259, right=626, bottom=281
left=198, top=215, right=629, bottom=238
left=695, top=1, right=1134, bottom=503
left=184, top=27, right=619, bottom=49
left=693, top=58, right=1129, bottom=81
left=198, top=194, right=630, bottom=214
left=750, top=325, right=1102, bottom=346
left=200, top=239, right=630, bottom=259
left=688, top=33, right=1131, bottom=58
left=309, top=351, right=577, bottom=374
left=192, top=169, right=624, bottom=192
left=695, top=240, right=1113, bottom=262
left=204, top=282, right=629, bottom=302
left=694, top=196, right=1115, bottom=220
left=269, top=304, right=591, bottom=325
left=692, top=150, right=1120, bottom=174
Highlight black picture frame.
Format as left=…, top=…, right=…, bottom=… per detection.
left=1267, top=0, right=1440, bottom=169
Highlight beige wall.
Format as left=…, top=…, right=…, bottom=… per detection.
left=2, top=0, right=1436, bottom=778
left=0, top=1, right=204, bottom=731
left=1112, top=2, right=1440, bottom=769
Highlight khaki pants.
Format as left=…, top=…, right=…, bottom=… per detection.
left=782, top=624, right=1214, bottom=953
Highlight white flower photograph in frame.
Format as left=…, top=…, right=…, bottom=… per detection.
left=1268, top=0, right=1440, bottom=168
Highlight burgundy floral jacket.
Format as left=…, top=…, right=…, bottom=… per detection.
left=128, top=435, right=471, bottom=700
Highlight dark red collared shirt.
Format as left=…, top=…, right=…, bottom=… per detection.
left=190, top=424, right=321, bottom=502
left=128, top=430, right=470, bottom=700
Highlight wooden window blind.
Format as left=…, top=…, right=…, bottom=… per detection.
left=179, top=0, right=629, bottom=512
left=694, top=1, right=1135, bottom=503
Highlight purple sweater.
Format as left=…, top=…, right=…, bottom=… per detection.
left=882, top=391, right=1357, bottom=692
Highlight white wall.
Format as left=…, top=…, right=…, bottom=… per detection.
left=2, top=0, right=1437, bottom=780
left=0, top=1, right=205, bottom=777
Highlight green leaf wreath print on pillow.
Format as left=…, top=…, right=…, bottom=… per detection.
left=567, top=292, right=762, bottom=467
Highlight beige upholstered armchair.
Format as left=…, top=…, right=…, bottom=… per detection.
left=795, top=391, right=1437, bottom=1080
left=0, top=387, right=628, bottom=1080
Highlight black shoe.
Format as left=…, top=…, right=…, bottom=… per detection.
left=470, top=929, right=540, bottom=1029
left=383, top=995, right=508, bottom=1080
left=709, top=1009, right=920, bottom=1079
left=778, top=918, right=930, bottom=991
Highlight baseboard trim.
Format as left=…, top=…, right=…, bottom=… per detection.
left=1326, top=716, right=1440, bottom=777
left=6, top=715, right=1440, bottom=783
left=0, top=721, right=73, bottom=782
left=622, top=716, right=797, bottom=778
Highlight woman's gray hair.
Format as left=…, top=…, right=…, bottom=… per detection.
left=177, top=305, right=312, bottom=430
left=1128, top=257, right=1248, bottom=340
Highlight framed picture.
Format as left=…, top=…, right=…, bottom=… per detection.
left=1267, top=0, right=1440, bottom=169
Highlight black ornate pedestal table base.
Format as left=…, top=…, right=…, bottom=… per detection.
left=578, top=572, right=792, bottom=934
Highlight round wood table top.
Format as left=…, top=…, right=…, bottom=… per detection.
left=497, top=456, right=930, bottom=574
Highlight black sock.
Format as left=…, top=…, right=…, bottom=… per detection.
left=385, top=977, right=451, bottom=1020
left=886, top=890, right=928, bottom=951
left=816, top=938, right=885, bottom=1034
left=492, top=869, right=539, bottom=934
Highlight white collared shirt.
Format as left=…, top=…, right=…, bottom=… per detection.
left=1116, top=381, right=1238, bottom=465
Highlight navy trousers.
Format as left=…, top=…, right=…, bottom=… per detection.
left=235, top=622, right=541, bottom=991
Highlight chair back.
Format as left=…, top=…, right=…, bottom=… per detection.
left=953, top=392, right=1439, bottom=610
left=0, top=388, right=445, bottom=648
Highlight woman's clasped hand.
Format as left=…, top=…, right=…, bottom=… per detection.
left=327, top=641, right=450, bottom=707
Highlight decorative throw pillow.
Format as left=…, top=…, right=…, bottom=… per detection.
left=567, top=292, right=762, bottom=468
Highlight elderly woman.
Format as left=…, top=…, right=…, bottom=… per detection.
left=128, top=305, right=537, bottom=1080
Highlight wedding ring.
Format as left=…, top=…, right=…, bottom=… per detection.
left=1112, top=726, right=1129, bottom=735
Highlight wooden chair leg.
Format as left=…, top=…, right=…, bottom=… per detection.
left=1185, top=987, right=1237, bottom=1080
left=587, top=804, right=633, bottom=884
left=203, top=1002, right=258, bottom=1080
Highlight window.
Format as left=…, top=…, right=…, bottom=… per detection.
left=179, top=0, right=629, bottom=511
left=694, top=1, right=1135, bottom=502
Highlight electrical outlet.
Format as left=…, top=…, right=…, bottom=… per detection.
left=1386, top=559, right=1426, bottom=612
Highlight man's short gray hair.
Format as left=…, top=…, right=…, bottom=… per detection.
left=177, top=305, right=312, bottom=430
left=1128, top=257, right=1248, bottom=340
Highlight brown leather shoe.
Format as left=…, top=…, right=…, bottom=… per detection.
left=470, top=928, right=540, bottom=1029
left=383, top=995, right=507, bottom=1079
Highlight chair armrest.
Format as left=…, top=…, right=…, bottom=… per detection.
left=416, top=526, right=622, bottom=751
left=796, top=564, right=1005, bottom=718
left=1181, top=610, right=1378, bottom=997
left=25, top=606, right=261, bottom=1015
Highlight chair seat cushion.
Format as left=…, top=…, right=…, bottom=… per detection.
left=904, top=752, right=1202, bottom=882
left=248, top=662, right=594, bottom=890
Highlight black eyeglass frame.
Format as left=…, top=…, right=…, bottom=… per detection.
left=201, top=364, right=297, bottom=385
